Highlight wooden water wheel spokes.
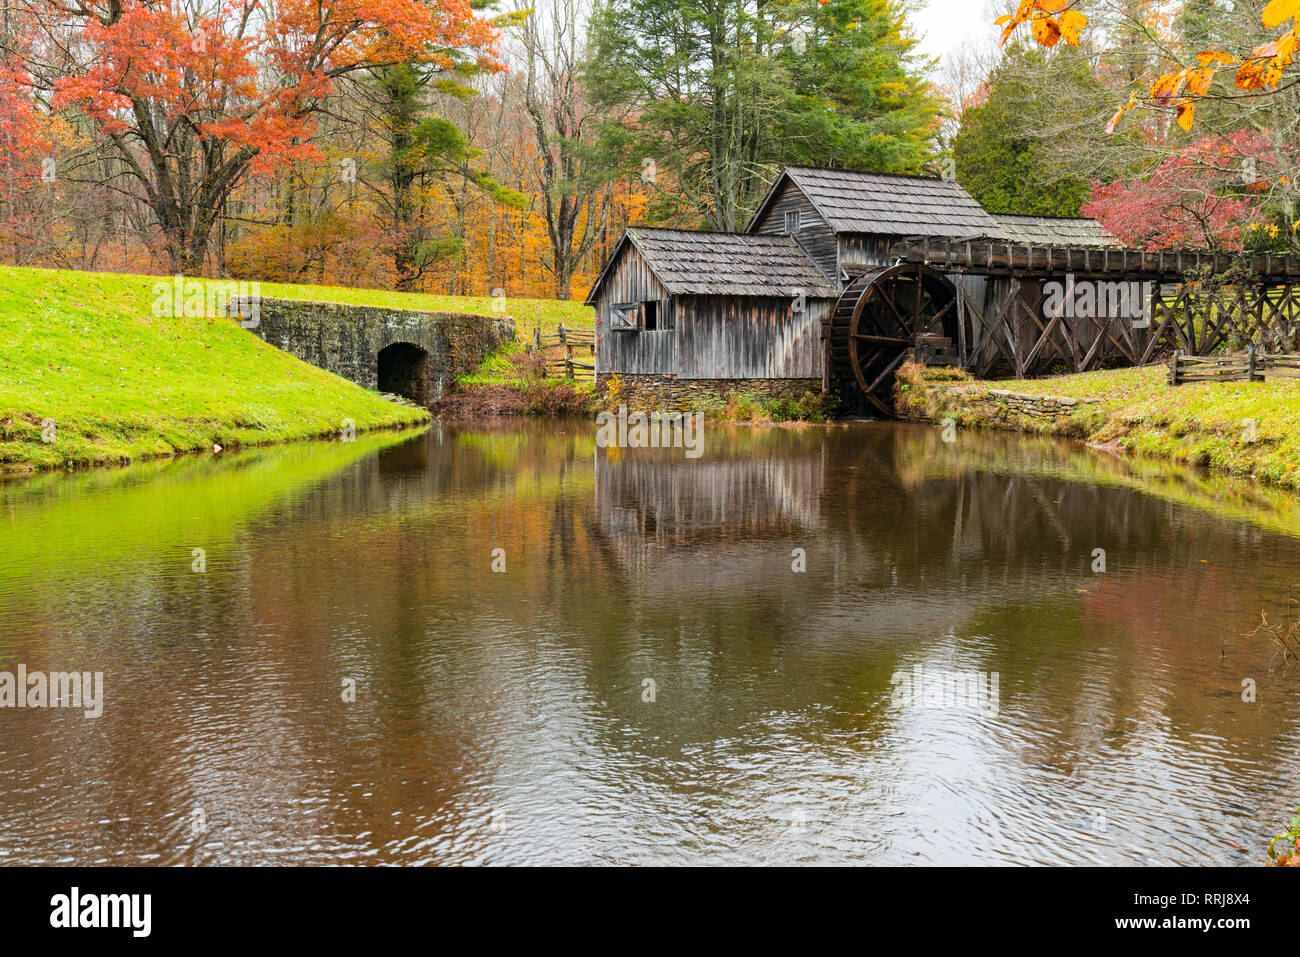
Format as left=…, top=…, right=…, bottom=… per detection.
left=830, top=264, right=961, bottom=415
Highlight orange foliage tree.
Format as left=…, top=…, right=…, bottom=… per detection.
left=9, top=0, right=499, bottom=273
left=0, top=46, right=55, bottom=262
left=997, top=0, right=1300, bottom=133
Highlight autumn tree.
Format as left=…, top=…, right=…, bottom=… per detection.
left=0, top=39, right=55, bottom=263
left=992, top=2, right=1300, bottom=248
left=1082, top=130, right=1263, bottom=249
left=10, top=0, right=502, bottom=274
left=519, top=0, right=612, bottom=300
left=997, top=0, right=1300, bottom=135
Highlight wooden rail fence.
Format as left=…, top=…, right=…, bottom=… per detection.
left=529, top=323, right=596, bottom=381
left=1170, top=347, right=1300, bottom=385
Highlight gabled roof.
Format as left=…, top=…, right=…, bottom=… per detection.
left=748, top=167, right=1002, bottom=239
left=990, top=214, right=1119, bottom=247
left=585, top=227, right=839, bottom=304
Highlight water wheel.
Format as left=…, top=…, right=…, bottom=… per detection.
left=829, top=264, right=962, bottom=416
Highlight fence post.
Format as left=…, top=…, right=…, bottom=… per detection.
left=1248, top=343, right=1260, bottom=382
left=565, top=357, right=573, bottom=379
left=559, top=322, right=566, bottom=345
left=1169, top=350, right=1180, bottom=386
left=532, top=327, right=541, bottom=352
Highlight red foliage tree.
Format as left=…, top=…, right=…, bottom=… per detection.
left=0, top=37, right=58, bottom=262
left=10, top=0, right=499, bottom=272
left=1081, top=131, right=1268, bottom=250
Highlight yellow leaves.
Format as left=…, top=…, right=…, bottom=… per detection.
left=994, top=1, right=1036, bottom=45
left=1235, top=28, right=1299, bottom=91
left=1262, top=0, right=1300, bottom=30
left=1058, top=9, right=1088, bottom=46
left=996, top=0, right=1087, bottom=48
left=1235, top=57, right=1268, bottom=91
left=998, top=0, right=1300, bottom=135
left=1117, top=66, right=1211, bottom=132
left=1106, top=95, right=1136, bottom=135
left=1197, top=51, right=1237, bottom=67
left=1123, top=24, right=1296, bottom=133
left=1031, top=14, right=1061, bottom=48
left=1184, top=67, right=1216, bottom=97
left=1149, top=70, right=1185, bottom=106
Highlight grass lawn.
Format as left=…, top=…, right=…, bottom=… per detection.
left=0, top=265, right=435, bottom=472
left=903, top=362, right=1300, bottom=490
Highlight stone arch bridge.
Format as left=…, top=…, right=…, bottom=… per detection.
left=233, top=297, right=514, bottom=405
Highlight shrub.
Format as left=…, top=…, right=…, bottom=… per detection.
left=1268, top=809, right=1300, bottom=866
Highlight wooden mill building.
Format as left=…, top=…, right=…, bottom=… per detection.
left=586, top=227, right=838, bottom=403
left=587, top=166, right=1300, bottom=414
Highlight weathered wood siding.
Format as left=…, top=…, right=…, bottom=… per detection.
left=675, top=295, right=831, bottom=379
left=838, top=234, right=899, bottom=274
left=593, top=243, right=675, bottom=375
left=750, top=180, right=839, bottom=282
left=602, top=329, right=678, bottom=375
left=593, top=229, right=834, bottom=380
left=594, top=447, right=826, bottom=580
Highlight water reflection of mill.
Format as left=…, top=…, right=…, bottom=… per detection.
left=586, top=423, right=1300, bottom=725
left=7, top=422, right=1299, bottom=865
left=591, top=426, right=1146, bottom=623
left=584, top=424, right=1299, bottom=865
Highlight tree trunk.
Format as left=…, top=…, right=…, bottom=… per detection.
left=554, top=261, right=573, bottom=300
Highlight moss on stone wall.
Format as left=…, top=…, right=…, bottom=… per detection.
left=896, top=362, right=1102, bottom=436
left=248, top=298, right=514, bottom=405
left=597, top=374, right=825, bottom=420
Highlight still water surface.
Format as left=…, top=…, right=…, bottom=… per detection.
left=1, top=421, right=1298, bottom=865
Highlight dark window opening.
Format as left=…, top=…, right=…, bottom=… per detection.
left=377, top=342, right=430, bottom=405
left=642, top=300, right=659, bottom=331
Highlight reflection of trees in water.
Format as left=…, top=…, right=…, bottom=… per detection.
left=583, top=424, right=1300, bottom=778
left=212, top=425, right=1300, bottom=861
left=16, top=420, right=1300, bottom=862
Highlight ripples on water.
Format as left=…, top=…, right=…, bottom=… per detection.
left=0, top=421, right=1297, bottom=865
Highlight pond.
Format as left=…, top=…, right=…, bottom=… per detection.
left=0, top=420, right=1297, bottom=865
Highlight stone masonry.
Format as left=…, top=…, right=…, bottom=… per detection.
left=903, top=381, right=1100, bottom=427
left=596, top=373, right=822, bottom=411
left=235, top=297, right=514, bottom=405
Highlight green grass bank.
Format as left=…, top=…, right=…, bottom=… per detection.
left=897, top=361, right=1300, bottom=491
left=0, top=265, right=444, bottom=472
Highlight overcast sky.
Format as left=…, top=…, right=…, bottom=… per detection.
left=909, top=0, right=1001, bottom=73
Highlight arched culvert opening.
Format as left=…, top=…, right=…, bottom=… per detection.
left=377, top=342, right=431, bottom=404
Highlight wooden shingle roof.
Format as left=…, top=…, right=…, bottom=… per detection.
left=765, top=167, right=1003, bottom=238
left=588, top=228, right=839, bottom=302
left=990, top=214, right=1119, bottom=247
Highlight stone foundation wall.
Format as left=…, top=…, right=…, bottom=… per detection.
left=597, top=373, right=822, bottom=411
left=902, top=381, right=1099, bottom=427
left=234, top=297, right=514, bottom=405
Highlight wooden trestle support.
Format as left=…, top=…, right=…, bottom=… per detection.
left=827, top=237, right=1300, bottom=413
